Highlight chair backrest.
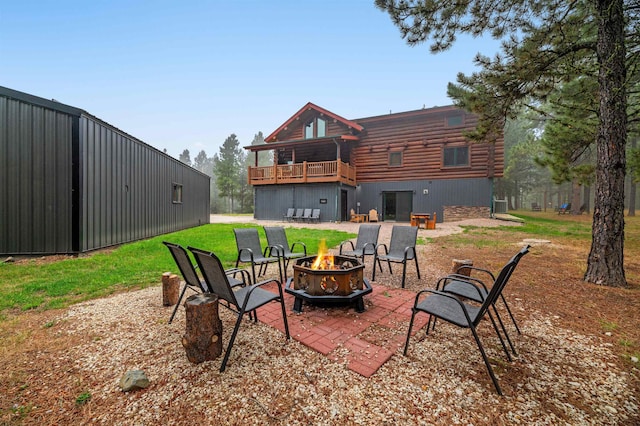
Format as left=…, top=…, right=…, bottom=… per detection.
left=388, top=226, right=418, bottom=258
left=369, top=209, right=378, bottom=221
left=294, top=208, right=303, bottom=217
left=285, top=208, right=295, bottom=218
left=234, top=228, right=264, bottom=262
left=163, top=241, right=207, bottom=292
left=355, top=224, right=381, bottom=254
left=188, top=247, right=238, bottom=307
left=264, top=226, right=289, bottom=255
left=476, top=245, right=530, bottom=321
left=302, top=208, right=312, bottom=218
left=311, top=209, right=320, bottom=219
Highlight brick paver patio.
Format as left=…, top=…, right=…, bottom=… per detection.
left=256, top=282, right=429, bottom=377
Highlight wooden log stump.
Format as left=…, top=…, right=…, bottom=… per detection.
left=162, top=272, right=180, bottom=306
left=182, top=293, right=223, bottom=364
left=452, top=259, right=473, bottom=276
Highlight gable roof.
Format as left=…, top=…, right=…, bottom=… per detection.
left=264, top=102, right=364, bottom=142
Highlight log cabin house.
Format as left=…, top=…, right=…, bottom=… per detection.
left=245, top=102, right=503, bottom=223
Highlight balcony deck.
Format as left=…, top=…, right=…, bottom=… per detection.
left=248, top=160, right=356, bottom=186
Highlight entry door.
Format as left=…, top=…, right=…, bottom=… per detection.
left=383, top=191, right=413, bottom=222
left=341, top=190, right=348, bottom=222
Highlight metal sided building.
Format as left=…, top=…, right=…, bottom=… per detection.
left=0, top=86, right=210, bottom=255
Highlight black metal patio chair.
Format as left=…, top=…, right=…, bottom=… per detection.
left=339, top=224, right=382, bottom=272
left=292, top=208, right=304, bottom=222
left=301, top=208, right=313, bottom=222
left=233, top=228, right=283, bottom=284
left=439, top=245, right=530, bottom=336
left=372, top=225, right=420, bottom=288
left=189, top=247, right=290, bottom=372
left=309, top=208, right=321, bottom=223
left=283, top=208, right=295, bottom=222
left=163, top=242, right=250, bottom=324
left=403, top=253, right=525, bottom=395
left=264, top=226, right=307, bottom=277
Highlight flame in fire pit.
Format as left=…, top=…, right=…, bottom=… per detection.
left=311, top=239, right=335, bottom=270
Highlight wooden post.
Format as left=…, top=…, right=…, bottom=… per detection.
left=182, top=293, right=223, bottom=364
left=162, top=272, right=180, bottom=306
left=452, top=259, right=473, bottom=276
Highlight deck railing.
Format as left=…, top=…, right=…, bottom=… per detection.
left=248, top=160, right=356, bottom=186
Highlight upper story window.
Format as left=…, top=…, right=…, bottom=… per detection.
left=447, top=115, right=464, bottom=127
left=172, top=183, right=183, bottom=204
left=304, top=117, right=327, bottom=139
left=389, top=151, right=403, bottom=167
left=443, top=146, right=469, bottom=167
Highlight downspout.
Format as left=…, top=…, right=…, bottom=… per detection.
left=333, top=138, right=340, bottom=222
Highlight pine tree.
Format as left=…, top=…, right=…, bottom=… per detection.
left=377, top=0, right=632, bottom=287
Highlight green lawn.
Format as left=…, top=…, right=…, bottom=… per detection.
left=2, top=212, right=638, bottom=321
left=0, top=224, right=352, bottom=318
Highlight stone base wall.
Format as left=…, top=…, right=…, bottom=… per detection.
left=443, top=206, right=491, bottom=222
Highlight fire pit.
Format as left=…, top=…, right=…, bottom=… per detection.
left=284, top=247, right=372, bottom=313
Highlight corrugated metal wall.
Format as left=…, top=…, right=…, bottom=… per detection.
left=255, top=183, right=348, bottom=222
left=357, top=178, right=492, bottom=222
left=79, top=115, right=210, bottom=252
left=1, top=86, right=210, bottom=255
left=0, top=95, right=76, bottom=254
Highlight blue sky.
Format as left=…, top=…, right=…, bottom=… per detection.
left=1, top=1, right=499, bottom=159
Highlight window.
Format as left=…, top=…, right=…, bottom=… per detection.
left=443, top=146, right=469, bottom=167
left=389, top=151, right=403, bottom=167
left=447, top=115, right=463, bottom=127
left=304, top=121, right=314, bottom=139
left=317, top=118, right=326, bottom=137
left=304, top=117, right=327, bottom=139
left=172, top=183, right=183, bottom=204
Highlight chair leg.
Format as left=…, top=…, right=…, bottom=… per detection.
left=372, top=255, right=378, bottom=281
left=414, top=256, right=421, bottom=279
left=220, top=312, right=245, bottom=373
left=469, top=324, right=503, bottom=395
left=403, top=310, right=418, bottom=355
left=168, top=283, right=190, bottom=324
left=500, top=294, right=521, bottom=334
left=492, top=305, right=517, bottom=357
left=279, top=298, right=290, bottom=339
left=250, top=264, right=258, bottom=285
left=487, top=310, right=513, bottom=362
left=401, top=261, right=408, bottom=288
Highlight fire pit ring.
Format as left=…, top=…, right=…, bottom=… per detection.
left=285, top=255, right=372, bottom=313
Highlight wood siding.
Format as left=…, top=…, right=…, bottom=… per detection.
left=352, top=108, right=503, bottom=183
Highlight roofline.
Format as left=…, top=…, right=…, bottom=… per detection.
left=0, top=85, right=85, bottom=116
left=265, top=102, right=364, bottom=142
left=0, top=86, right=210, bottom=179
left=245, top=134, right=357, bottom=152
left=353, top=105, right=464, bottom=122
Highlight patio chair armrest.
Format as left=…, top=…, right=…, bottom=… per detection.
left=446, top=273, right=490, bottom=293
left=225, top=267, right=252, bottom=286
left=457, top=266, right=495, bottom=282
left=403, top=246, right=416, bottom=260
left=362, top=242, right=377, bottom=255
left=440, top=275, right=487, bottom=300
left=374, top=243, right=389, bottom=256
left=339, top=240, right=355, bottom=254
left=267, top=244, right=285, bottom=257
left=290, top=242, right=307, bottom=255
left=238, top=247, right=255, bottom=262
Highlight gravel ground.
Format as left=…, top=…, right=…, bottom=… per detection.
left=2, top=216, right=638, bottom=425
